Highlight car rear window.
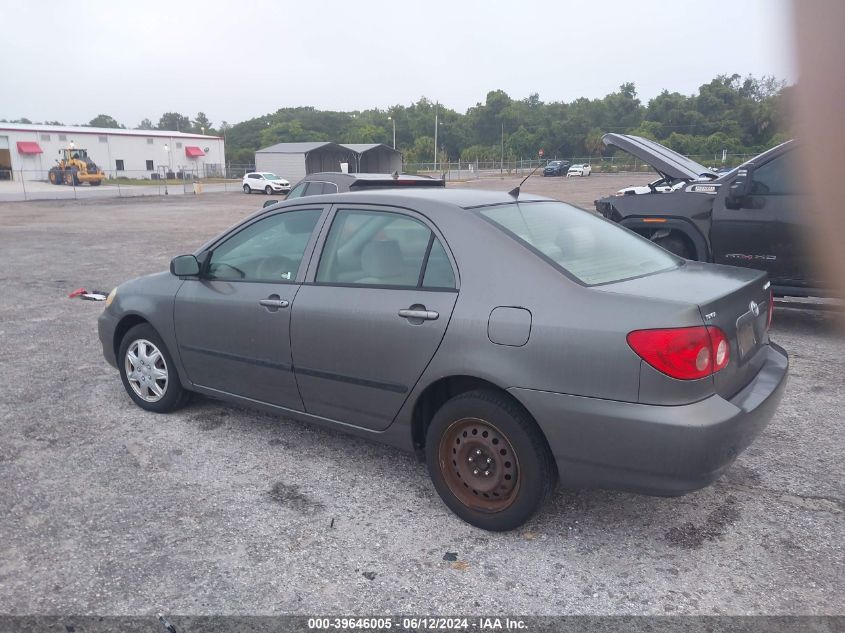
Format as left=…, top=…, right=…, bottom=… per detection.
left=478, top=201, right=680, bottom=285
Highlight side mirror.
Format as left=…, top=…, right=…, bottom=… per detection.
left=170, top=254, right=200, bottom=277
left=263, top=199, right=278, bottom=208
left=729, top=167, right=753, bottom=197
left=725, top=167, right=753, bottom=209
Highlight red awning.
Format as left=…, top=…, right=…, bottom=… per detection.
left=17, top=141, right=43, bottom=154
left=185, top=146, right=205, bottom=157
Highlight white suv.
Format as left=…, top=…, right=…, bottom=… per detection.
left=242, top=172, right=292, bottom=194
left=567, top=164, right=592, bottom=177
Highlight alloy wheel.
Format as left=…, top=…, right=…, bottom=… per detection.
left=125, top=338, right=168, bottom=402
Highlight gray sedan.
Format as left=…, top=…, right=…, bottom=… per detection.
left=98, top=188, right=788, bottom=531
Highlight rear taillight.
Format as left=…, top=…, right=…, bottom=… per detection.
left=627, top=326, right=730, bottom=380
left=708, top=326, right=730, bottom=372
left=767, top=289, right=774, bottom=330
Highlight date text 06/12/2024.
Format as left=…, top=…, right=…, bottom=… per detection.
left=307, top=617, right=528, bottom=630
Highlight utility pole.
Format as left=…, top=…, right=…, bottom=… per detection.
left=500, top=121, right=504, bottom=176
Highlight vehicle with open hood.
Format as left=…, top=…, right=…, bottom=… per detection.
left=595, top=134, right=828, bottom=298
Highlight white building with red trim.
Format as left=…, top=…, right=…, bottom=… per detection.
left=0, top=123, right=225, bottom=181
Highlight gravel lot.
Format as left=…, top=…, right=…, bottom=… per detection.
left=0, top=175, right=842, bottom=616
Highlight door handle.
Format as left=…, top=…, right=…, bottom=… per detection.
left=398, top=308, right=439, bottom=321
left=259, top=298, right=289, bottom=308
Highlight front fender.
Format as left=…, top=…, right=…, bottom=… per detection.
left=106, top=272, right=190, bottom=388
left=620, top=216, right=710, bottom=261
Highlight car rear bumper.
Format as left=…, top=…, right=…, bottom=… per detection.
left=98, top=309, right=119, bottom=369
left=509, top=342, right=788, bottom=496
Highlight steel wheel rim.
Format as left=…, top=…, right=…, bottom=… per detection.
left=438, top=417, right=520, bottom=513
left=125, top=338, right=168, bottom=402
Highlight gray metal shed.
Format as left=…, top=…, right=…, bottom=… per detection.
left=254, top=142, right=357, bottom=182
left=341, top=143, right=403, bottom=174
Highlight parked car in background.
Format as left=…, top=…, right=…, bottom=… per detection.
left=285, top=172, right=445, bottom=199
left=542, top=160, right=570, bottom=177
left=99, top=188, right=787, bottom=531
left=242, top=172, right=291, bottom=195
left=616, top=178, right=686, bottom=196
left=567, top=163, right=592, bottom=177
left=595, top=134, right=829, bottom=297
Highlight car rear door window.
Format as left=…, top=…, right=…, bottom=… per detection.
left=480, top=201, right=679, bottom=286
left=422, top=238, right=456, bottom=289
left=207, top=209, right=322, bottom=282
left=316, top=209, right=454, bottom=288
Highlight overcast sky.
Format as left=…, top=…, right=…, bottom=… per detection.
left=1, top=0, right=795, bottom=127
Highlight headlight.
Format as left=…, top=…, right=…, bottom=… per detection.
left=105, top=287, right=117, bottom=308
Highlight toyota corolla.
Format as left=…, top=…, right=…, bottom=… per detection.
left=98, top=188, right=788, bottom=531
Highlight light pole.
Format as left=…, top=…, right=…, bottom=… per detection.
left=163, top=144, right=170, bottom=195
left=500, top=122, right=504, bottom=176
left=433, top=104, right=438, bottom=172
left=388, top=115, right=396, bottom=149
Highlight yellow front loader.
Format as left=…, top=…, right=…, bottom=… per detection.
left=48, top=148, right=105, bottom=186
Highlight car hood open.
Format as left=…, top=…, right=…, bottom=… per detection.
left=602, top=133, right=717, bottom=181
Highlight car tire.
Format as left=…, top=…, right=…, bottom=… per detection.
left=426, top=389, right=557, bottom=531
left=654, top=233, right=693, bottom=259
left=118, top=323, right=190, bottom=413
left=243, top=184, right=251, bottom=194
left=265, top=185, right=273, bottom=195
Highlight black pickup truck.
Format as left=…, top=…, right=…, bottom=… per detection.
left=595, top=134, right=828, bottom=297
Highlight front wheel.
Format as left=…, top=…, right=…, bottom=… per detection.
left=243, top=184, right=251, bottom=194
left=426, top=389, right=557, bottom=531
left=118, top=323, right=189, bottom=413
left=265, top=185, right=273, bottom=194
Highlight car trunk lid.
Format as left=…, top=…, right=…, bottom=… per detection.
left=602, top=133, right=718, bottom=182
left=595, top=261, right=772, bottom=399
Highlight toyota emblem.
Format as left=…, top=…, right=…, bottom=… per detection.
left=749, top=301, right=760, bottom=317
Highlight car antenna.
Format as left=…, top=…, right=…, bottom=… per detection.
left=508, top=162, right=543, bottom=198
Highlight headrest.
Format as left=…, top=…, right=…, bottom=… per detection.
left=361, top=240, right=404, bottom=278
left=555, top=226, right=596, bottom=258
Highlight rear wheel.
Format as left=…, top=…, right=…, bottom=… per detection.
left=243, top=184, right=251, bottom=194
left=426, top=389, right=556, bottom=531
left=654, top=232, right=693, bottom=259
left=118, top=323, right=189, bottom=413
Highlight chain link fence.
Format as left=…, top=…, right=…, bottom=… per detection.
left=405, top=154, right=758, bottom=181
left=0, top=168, right=260, bottom=202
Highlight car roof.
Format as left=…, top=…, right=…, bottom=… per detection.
left=271, top=187, right=551, bottom=211
left=304, top=172, right=439, bottom=182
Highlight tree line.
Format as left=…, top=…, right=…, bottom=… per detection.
left=4, top=74, right=791, bottom=166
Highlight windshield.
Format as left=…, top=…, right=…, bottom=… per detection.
left=548, top=161, right=561, bottom=166
left=479, top=201, right=680, bottom=285
left=262, top=173, right=283, bottom=180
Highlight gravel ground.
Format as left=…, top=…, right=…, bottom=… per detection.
left=0, top=178, right=842, bottom=616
